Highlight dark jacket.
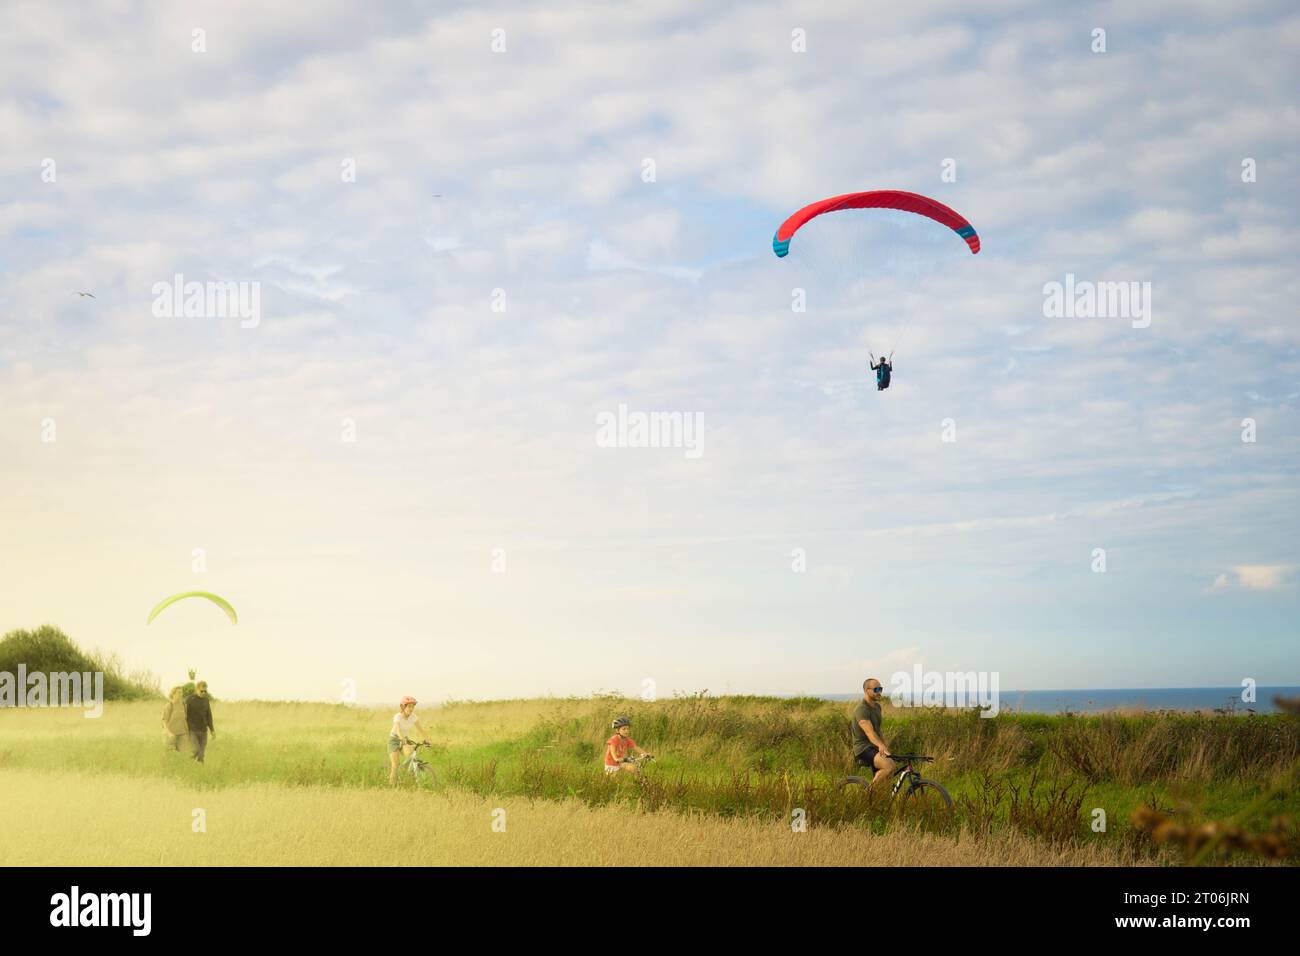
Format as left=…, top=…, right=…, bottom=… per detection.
left=185, top=693, right=214, bottom=733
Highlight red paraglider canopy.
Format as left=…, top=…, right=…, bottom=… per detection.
left=772, top=189, right=980, bottom=257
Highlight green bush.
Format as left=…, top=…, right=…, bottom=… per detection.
left=0, top=625, right=160, bottom=701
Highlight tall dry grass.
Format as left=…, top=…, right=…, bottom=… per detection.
left=0, top=767, right=1153, bottom=867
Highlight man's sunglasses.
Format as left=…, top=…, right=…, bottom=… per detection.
left=868, top=687, right=883, bottom=694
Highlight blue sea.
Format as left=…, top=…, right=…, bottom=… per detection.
left=818, top=687, right=1300, bottom=715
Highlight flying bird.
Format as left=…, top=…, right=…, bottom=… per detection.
left=75, top=291, right=95, bottom=298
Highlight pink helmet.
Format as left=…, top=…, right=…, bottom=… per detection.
left=400, top=696, right=417, bottom=708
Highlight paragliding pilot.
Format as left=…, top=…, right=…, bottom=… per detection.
left=870, top=352, right=893, bottom=391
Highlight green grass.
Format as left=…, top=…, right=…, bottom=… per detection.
left=426, top=695, right=1299, bottom=856
left=1, top=692, right=1296, bottom=864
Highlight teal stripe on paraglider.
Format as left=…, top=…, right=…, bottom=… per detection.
left=772, top=233, right=790, bottom=257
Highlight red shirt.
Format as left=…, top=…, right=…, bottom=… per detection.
left=605, top=733, right=637, bottom=766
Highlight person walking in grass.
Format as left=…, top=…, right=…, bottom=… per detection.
left=185, top=680, right=216, bottom=763
left=388, top=696, right=432, bottom=785
left=852, top=678, right=895, bottom=786
left=603, top=715, right=652, bottom=774
left=161, top=686, right=189, bottom=752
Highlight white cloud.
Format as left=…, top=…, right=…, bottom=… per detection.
left=1207, top=565, right=1296, bottom=593
left=1232, top=565, right=1295, bottom=591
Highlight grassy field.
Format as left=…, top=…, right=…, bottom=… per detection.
left=0, top=765, right=1148, bottom=867
left=2, top=693, right=1297, bottom=865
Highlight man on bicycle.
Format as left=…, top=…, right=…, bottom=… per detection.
left=852, top=679, right=895, bottom=785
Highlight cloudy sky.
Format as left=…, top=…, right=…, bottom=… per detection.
left=2, top=1, right=1297, bottom=703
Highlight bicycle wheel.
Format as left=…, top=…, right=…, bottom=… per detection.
left=904, top=779, right=953, bottom=811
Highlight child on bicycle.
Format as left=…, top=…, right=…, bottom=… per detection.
left=388, top=696, right=431, bottom=785
left=603, top=715, right=652, bottom=774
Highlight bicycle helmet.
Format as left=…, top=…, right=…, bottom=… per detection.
left=612, top=715, right=631, bottom=729
left=400, top=696, right=417, bottom=708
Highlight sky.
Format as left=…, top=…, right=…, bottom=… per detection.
left=2, top=1, right=1297, bottom=704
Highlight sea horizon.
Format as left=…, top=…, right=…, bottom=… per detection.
left=815, top=686, right=1300, bottom=715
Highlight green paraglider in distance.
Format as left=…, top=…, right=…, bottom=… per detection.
left=146, top=591, right=238, bottom=625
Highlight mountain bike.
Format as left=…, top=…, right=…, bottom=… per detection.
left=843, top=753, right=952, bottom=810
left=399, top=739, right=439, bottom=787
left=606, top=753, right=655, bottom=774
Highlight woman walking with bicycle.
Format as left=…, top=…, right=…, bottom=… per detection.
left=388, top=696, right=431, bottom=786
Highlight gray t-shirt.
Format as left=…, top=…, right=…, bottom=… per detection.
left=851, top=700, right=882, bottom=755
